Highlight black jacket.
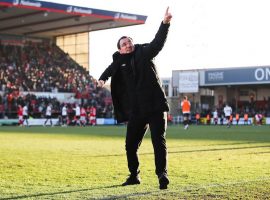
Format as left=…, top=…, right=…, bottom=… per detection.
left=99, top=22, right=170, bottom=123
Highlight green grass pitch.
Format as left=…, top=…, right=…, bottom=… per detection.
left=0, top=125, right=269, bottom=199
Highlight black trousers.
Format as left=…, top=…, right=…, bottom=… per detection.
left=125, top=111, right=168, bottom=177
left=183, top=113, right=190, bottom=125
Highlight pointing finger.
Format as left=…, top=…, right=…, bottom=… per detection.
left=165, top=6, right=169, bottom=15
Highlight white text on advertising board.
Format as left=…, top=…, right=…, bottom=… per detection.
left=208, top=72, right=224, bottom=81
left=255, top=68, right=270, bottom=81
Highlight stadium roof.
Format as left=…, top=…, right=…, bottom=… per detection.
left=0, top=0, right=147, bottom=39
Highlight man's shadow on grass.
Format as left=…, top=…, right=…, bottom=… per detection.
left=0, top=184, right=122, bottom=200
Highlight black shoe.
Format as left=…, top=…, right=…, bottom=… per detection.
left=159, top=174, right=169, bottom=190
left=122, top=174, right=141, bottom=186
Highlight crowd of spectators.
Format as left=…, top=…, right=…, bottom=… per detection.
left=0, top=41, right=113, bottom=119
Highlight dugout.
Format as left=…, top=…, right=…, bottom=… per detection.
left=171, top=66, right=270, bottom=118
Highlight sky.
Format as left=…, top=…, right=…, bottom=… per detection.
left=44, top=0, right=270, bottom=79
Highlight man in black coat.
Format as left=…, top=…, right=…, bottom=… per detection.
left=98, top=7, right=172, bottom=190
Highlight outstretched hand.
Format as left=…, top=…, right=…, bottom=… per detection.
left=97, top=80, right=105, bottom=88
left=163, top=7, right=172, bottom=24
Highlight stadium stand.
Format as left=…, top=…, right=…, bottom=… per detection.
left=0, top=41, right=114, bottom=121
left=0, top=0, right=147, bottom=125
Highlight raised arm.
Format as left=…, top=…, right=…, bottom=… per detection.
left=142, top=7, right=173, bottom=59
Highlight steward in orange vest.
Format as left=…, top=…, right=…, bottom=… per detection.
left=181, top=96, right=191, bottom=130
left=244, top=113, right=249, bottom=125
left=235, top=113, right=240, bottom=125
left=229, top=115, right=233, bottom=123
left=206, top=114, right=211, bottom=125
left=195, top=113, right=200, bottom=125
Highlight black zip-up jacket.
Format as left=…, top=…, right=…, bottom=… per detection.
left=99, top=22, right=170, bottom=123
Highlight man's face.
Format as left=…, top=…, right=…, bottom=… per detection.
left=119, top=37, right=134, bottom=54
